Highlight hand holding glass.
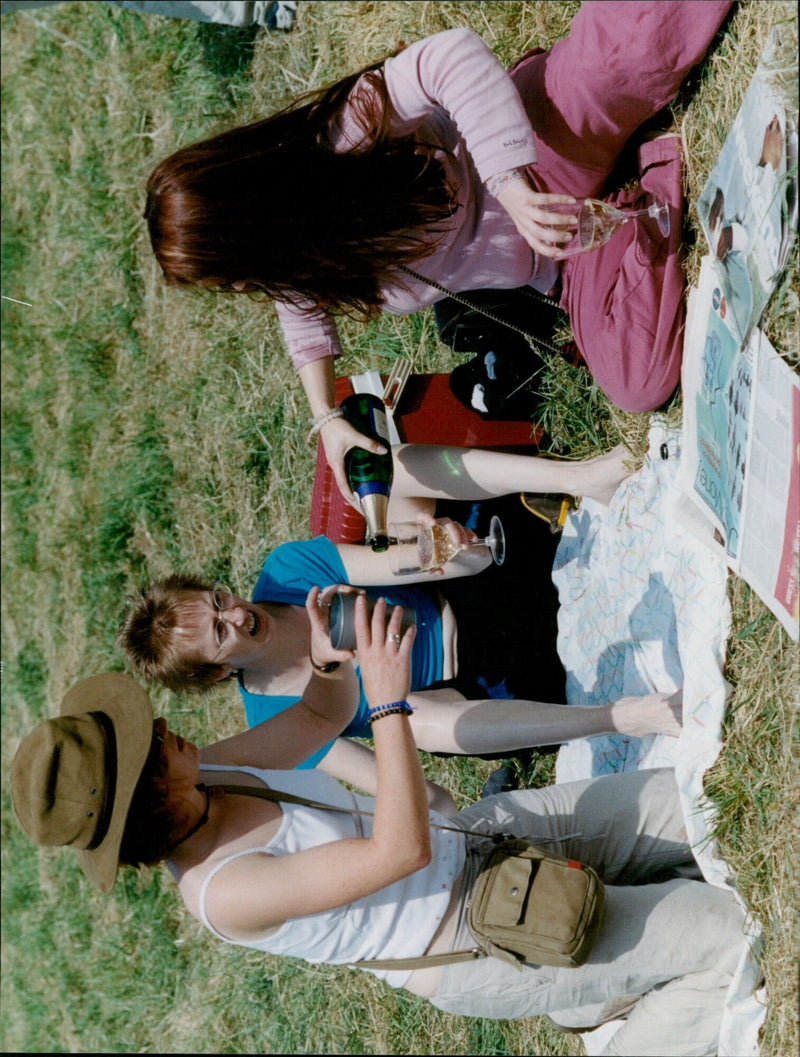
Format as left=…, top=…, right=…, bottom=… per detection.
left=387, top=516, right=505, bottom=576
left=545, top=197, right=670, bottom=257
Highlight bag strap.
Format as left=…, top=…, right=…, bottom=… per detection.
left=217, top=783, right=473, bottom=838
left=349, top=948, right=483, bottom=970
left=397, top=264, right=565, bottom=363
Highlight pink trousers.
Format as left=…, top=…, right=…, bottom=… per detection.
left=509, top=1, right=733, bottom=412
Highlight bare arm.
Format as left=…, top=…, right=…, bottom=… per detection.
left=204, top=600, right=433, bottom=937
left=405, top=688, right=683, bottom=756
left=201, top=587, right=360, bottom=770
left=337, top=515, right=491, bottom=585
left=392, top=443, right=633, bottom=507
left=319, top=736, right=458, bottom=816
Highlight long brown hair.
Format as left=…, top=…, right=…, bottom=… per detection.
left=145, top=57, right=457, bottom=319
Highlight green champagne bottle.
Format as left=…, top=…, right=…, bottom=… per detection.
left=340, top=393, right=393, bottom=552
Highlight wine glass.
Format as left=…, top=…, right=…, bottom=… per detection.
left=546, top=197, right=670, bottom=257
left=387, top=516, right=505, bottom=576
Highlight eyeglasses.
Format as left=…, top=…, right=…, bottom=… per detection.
left=210, top=585, right=236, bottom=659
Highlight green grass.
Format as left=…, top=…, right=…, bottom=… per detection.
left=1, top=1, right=797, bottom=1054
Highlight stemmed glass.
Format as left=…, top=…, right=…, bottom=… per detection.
left=387, top=516, right=505, bottom=576
left=548, top=197, right=670, bottom=257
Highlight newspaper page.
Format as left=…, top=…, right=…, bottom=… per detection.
left=736, top=333, right=800, bottom=639
left=678, top=259, right=750, bottom=560
left=696, top=25, right=799, bottom=345
left=678, top=257, right=799, bottom=640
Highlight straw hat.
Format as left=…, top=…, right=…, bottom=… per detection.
left=10, top=673, right=153, bottom=893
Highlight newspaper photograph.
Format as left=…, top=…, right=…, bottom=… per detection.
left=696, top=25, right=799, bottom=345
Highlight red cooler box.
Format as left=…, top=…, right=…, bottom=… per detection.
left=310, top=373, right=542, bottom=543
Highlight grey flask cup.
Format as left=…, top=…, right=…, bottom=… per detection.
left=328, top=592, right=417, bottom=650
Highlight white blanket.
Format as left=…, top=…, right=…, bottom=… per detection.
left=552, top=419, right=765, bottom=1057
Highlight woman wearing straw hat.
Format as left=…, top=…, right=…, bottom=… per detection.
left=12, top=594, right=746, bottom=1055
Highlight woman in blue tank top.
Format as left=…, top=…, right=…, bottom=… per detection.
left=117, top=445, right=684, bottom=788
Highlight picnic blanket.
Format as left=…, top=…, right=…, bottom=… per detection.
left=552, top=419, right=765, bottom=1057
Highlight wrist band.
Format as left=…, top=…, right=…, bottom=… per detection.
left=309, top=652, right=340, bottom=674
left=367, top=700, right=412, bottom=724
left=485, top=167, right=527, bottom=198
left=368, top=700, right=412, bottom=717
left=307, top=407, right=344, bottom=443
left=368, top=706, right=412, bottom=725
left=369, top=707, right=409, bottom=725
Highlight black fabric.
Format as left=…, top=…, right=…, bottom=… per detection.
left=434, top=287, right=565, bottom=355
left=435, top=287, right=567, bottom=421
left=448, top=347, right=543, bottom=422
left=423, top=494, right=567, bottom=761
left=435, top=494, right=565, bottom=706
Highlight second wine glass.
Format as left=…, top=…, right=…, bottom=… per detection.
left=387, top=516, right=505, bottom=576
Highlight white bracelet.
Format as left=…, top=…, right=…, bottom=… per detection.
left=486, top=168, right=527, bottom=198
left=306, top=407, right=344, bottom=443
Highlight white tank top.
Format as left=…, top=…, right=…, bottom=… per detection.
left=196, top=764, right=466, bottom=988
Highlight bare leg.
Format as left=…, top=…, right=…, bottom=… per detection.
left=392, top=444, right=632, bottom=510
left=406, top=688, right=681, bottom=755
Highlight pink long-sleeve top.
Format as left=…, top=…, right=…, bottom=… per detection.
left=275, top=27, right=557, bottom=370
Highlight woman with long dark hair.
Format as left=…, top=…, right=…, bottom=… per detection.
left=146, top=2, right=732, bottom=502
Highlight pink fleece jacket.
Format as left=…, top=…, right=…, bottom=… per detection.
left=274, top=27, right=557, bottom=370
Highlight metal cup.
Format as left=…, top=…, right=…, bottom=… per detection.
left=328, top=592, right=417, bottom=651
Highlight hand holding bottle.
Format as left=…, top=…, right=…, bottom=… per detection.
left=318, top=415, right=388, bottom=511
left=297, top=358, right=389, bottom=511
left=304, top=586, right=358, bottom=669
left=340, top=394, right=394, bottom=552
left=354, top=596, right=415, bottom=709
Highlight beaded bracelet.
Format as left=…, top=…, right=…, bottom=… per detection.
left=368, top=706, right=412, bottom=725
left=367, top=700, right=413, bottom=725
left=306, top=407, right=344, bottom=443
left=485, top=167, right=527, bottom=199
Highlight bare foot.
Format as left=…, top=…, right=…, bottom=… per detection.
left=581, top=444, right=636, bottom=505
left=612, top=690, right=683, bottom=737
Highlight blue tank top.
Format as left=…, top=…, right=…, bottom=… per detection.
left=239, top=537, right=444, bottom=767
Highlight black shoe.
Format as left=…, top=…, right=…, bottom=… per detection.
left=481, top=762, right=519, bottom=798
left=265, top=1, right=297, bottom=31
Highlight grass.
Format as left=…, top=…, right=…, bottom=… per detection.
left=1, top=1, right=797, bottom=1054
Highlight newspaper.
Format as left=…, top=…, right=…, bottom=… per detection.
left=679, top=24, right=799, bottom=641
left=675, top=257, right=799, bottom=640
left=695, top=25, right=798, bottom=345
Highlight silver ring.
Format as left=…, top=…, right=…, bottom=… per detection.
left=391, top=633, right=402, bottom=648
